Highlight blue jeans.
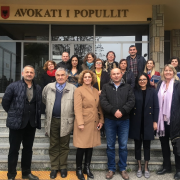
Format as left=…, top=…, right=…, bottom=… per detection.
left=104, top=118, right=129, bottom=172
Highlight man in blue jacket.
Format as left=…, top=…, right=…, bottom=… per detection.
left=2, top=65, right=42, bottom=180
left=126, top=45, right=146, bottom=78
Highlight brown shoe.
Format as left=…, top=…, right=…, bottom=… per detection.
left=106, top=170, right=115, bottom=179
left=120, top=170, right=129, bottom=180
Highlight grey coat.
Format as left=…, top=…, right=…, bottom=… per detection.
left=42, top=82, right=76, bottom=137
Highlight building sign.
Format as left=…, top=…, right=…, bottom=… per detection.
left=0, top=5, right=152, bottom=22
left=14, top=9, right=129, bottom=18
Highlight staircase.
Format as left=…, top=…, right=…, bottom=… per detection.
left=0, top=104, right=175, bottom=171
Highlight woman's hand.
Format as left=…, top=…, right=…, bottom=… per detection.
left=98, top=91, right=102, bottom=96
left=78, top=124, right=84, bottom=131
left=153, top=122, right=157, bottom=131
left=97, top=122, right=103, bottom=130
left=150, top=80, right=155, bottom=86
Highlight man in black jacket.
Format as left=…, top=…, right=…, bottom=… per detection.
left=56, top=52, right=71, bottom=70
left=100, top=68, right=135, bottom=180
left=126, top=45, right=146, bottom=78
left=2, top=65, right=42, bottom=180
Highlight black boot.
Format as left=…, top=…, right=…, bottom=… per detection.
left=83, top=148, right=94, bottom=179
left=76, top=167, right=85, bottom=180
left=76, top=148, right=85, bottom=180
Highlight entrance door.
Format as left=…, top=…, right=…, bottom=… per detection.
left=52, top=43, right=93, bottom=64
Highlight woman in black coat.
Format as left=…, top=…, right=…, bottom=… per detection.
left=156, top=64, right=180, bottom=180
left=129, top=72, right=159, bottom=178
left=119, top=59, right=135, bottom=88
left=41, top=60, right=56, bottom=88
left=40, top=60, right=57, bottom=114
left=93, top=58, right=110, bottom=137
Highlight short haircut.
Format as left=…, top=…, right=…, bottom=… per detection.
left=43, top=60, right=57, bottom=71
left=161, top=64, right=179, bottom=81
left=95, top=58, right=104, bottom=68
left=169, top=56, right=180, bottom=64
left=23, top=65, right=35, bottom=72
left=83, top=52, right=96, bottom=63
left=129, top=45, right=136, bottom=50
left=78, top=70, right=97, bottom=85
left=62, top=52, right=70, bottom=57
left=55, top=67, right=68, bottom=76
left=106, top=51, right=116, bottom=59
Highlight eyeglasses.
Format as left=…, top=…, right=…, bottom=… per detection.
left=96, top=62, right=102, bottom=65
left=138, top=79, right=147, bottom=82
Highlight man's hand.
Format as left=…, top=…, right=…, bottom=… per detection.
left=114, top=110, right=122, bottom=118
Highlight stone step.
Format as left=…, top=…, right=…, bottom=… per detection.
left=0, top=132, right=164, bottom=146
left=0, top=113, right=45, bottom=119
left=0, top=143, right=173, bottom=157
left=0, top=116, right=45, bottom=122
left=0, top=124, right=45, bottom=133
left=0, top=155, right=175, bottom=171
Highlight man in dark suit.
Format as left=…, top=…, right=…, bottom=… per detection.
left=2, top=65, right=42, bottom=180
left=56, top=52, right=71, bottom=70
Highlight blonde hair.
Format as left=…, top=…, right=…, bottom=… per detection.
left=144, top=59, right=156, bottom=77
left=78, top=70, right=97, bottom=85
left=161, top=64, right=179, bottom=81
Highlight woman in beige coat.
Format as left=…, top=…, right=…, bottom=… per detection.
left=73, top=70, right=104, bottom=180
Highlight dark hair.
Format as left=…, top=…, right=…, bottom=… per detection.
left=169, top=56, right=180, bottom=65
left=135, top=72, right=150, bottom=90
left=68, top=55, right=82, bottom=74
left=83, top=52, right=96, bottom=63
left=106, top=51, right=116, bottom=60
left=129, top=45, right=136, bottom=50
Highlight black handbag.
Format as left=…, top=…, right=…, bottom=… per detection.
left=172, top=137, right=180, bottom=156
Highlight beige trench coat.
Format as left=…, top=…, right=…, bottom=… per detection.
left=42, top=82, right=76, bottom=137
left=73, top=84, right=104, bottom=148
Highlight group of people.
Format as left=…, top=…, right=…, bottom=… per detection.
left=2, top=45, right=180, bottom=180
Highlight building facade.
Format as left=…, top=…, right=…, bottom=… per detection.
left=0, top=0, right=179, bottom=96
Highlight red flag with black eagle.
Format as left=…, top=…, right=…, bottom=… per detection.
left=1, top=6, right=10, bottom=19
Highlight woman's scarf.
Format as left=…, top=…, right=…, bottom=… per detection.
left=47, top=69, right=56, bottom=77
left=86, top=62, right=94, bottom=69
left=157, top=78, right=174, bottom=136
left=95, top=69, right=102, bottom=91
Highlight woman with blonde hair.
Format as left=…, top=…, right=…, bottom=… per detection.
left=144, top=59, right=160, bottom=87
left=156, top=64, right=180, bottom=180
left=73, top=70, right=104, bottom=180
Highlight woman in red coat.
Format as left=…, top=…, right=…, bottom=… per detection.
left=144, top=59, right=160, bottom=87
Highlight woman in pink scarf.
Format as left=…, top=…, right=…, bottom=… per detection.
left=156, top=64, right=180, bottom=180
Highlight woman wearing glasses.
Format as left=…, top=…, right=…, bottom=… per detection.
left=129, top=72, right=159, bottom=178
left=93, top=58, right=110, bottom=137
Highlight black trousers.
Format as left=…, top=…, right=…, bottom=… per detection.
left=76, top=148, right=93, bottom=167
left=7, top=122, right=36, bottom=179
left=134, top=137, right=151, bottom=161
left=159, top=122, right=180, bottom=172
